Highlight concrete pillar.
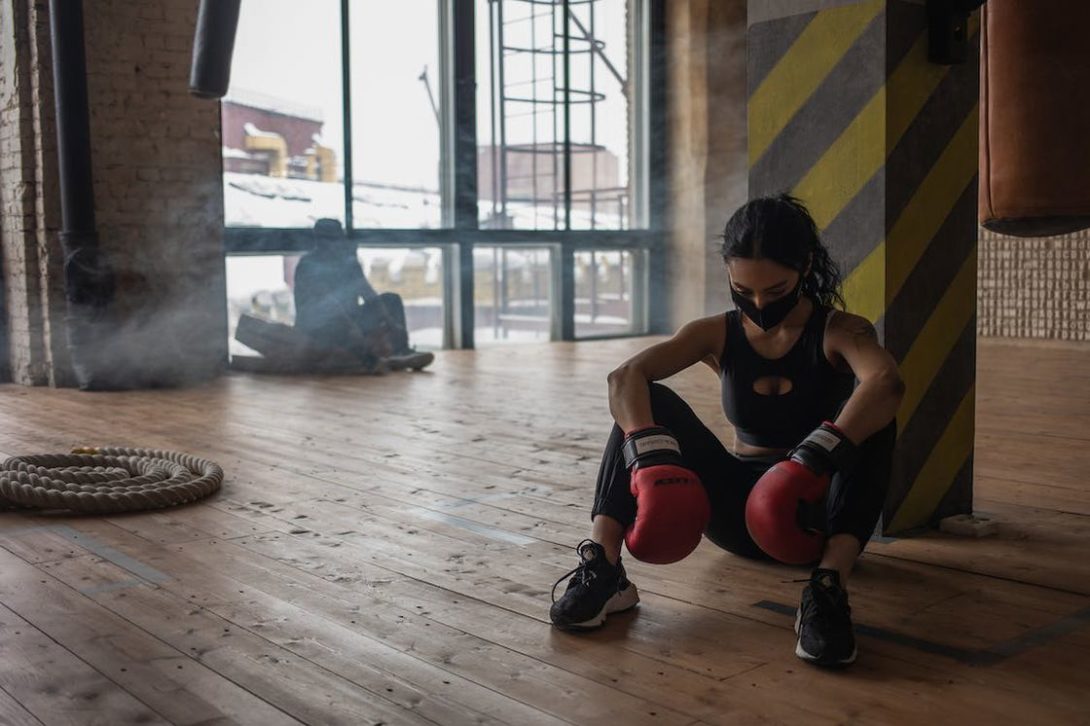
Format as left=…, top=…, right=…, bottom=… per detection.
left=748, top=0, right=980, bottom=532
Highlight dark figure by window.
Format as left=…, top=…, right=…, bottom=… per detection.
left=293, top=218, right=433, bottom=371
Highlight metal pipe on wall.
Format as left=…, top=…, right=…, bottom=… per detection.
left=49, top=0, right=117, bottom=389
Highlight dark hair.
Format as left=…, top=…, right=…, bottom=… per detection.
left=719, top=194, right=845, bottom=309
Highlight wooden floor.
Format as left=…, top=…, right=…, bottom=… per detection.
left=1, top=337, right=1088, bottom=725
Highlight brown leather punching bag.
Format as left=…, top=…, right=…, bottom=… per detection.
left=979, top=1, right=1090, bottom=237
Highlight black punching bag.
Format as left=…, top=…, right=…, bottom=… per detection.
left=979, top=1, right=1090, bottom=237
left=189, top=0, right=242, bottom=99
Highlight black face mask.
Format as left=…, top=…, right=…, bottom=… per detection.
left=730, top=275, right=804, bottom=331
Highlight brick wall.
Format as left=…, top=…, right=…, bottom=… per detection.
left=978, top=228, right=1090, bottom=341
left=81, top=0, right=227, bottom=385
left=0, top=0, right=35, bottom=383
left=0, top=0, right=227, bottom=386
left=0, top=0, right=67, bottom=385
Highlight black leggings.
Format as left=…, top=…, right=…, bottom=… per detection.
left=356, top=292, right=410, bottom=353
left=592, top=383, right=895, bottom=560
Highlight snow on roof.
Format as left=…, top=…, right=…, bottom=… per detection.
left=223, top=172, right=623, bottom=233
left=243, top=122, right=285, bottom=140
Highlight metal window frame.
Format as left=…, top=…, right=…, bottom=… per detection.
left=222, top=0, right=668, bottom=347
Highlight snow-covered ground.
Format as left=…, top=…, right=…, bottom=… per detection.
left=223, top=171, right=626, bottom=230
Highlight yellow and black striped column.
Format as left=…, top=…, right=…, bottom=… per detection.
left=747, top=0, right=980, bottom=533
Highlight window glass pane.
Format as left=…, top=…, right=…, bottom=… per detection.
left=474, top=246, right=552, bottom=344
left=567, top=0, right=632, bottom=230
left=476, top=0, right=639, bottom=230
left=226, top=255, right=296, bottom=358
left=223, top=0, right=345, bottom=228
left=355, top=247, right=445, bottom=349
left=574, top=249, right=637, bottom=337
left=350, top=2, right=443, bottom=228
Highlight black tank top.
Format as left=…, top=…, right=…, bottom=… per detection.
left=720, top=302, right=856, bottom=449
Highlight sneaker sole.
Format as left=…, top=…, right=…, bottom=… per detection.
left=555, top=583, right=640, bottom=630
left=793, top=608, right=857, bottom=666
left=384, top=353, right=434, bottom=371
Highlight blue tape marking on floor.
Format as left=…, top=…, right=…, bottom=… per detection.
left=8, top=525, right=170, bottom=584
left=411, top=509, right=538, bottom=546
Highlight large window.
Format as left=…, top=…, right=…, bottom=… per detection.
left=477, top=0, right=635, bottom=230
left=223, top=0, right=661, bottom=350
left=223, top=0, right=345, bottom=227
left=350, top=2, right=444, bottom=228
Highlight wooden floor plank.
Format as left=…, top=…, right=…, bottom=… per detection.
left=0, top=597, right=170, bottom=725
left=17, top=546, right=436, bottom=726
left=38, top=553, right=569, bottom=726
left=191, top=489, right=1090, bottom=719
left=1, top=337, right=1088, bottom=725
left=0, top=684, right=46, bottom=726
left=872, top=500, right=1090, bottom=593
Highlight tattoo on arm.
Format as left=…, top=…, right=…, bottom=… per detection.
left=848, top=318, right=878, bottom=348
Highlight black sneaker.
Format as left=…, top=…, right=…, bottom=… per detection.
left=550, top=540, right=639, bottom=630
left=794, top=568, right=857, bottom=666
left=384, top=349, right=434, bottom=371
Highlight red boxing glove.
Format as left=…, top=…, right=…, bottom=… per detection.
left=621, top=427, right=711, bottom=565
left=744, top=422, right=855, bottom=564
left=744, top=422, right=856, bottom=564
left=744, top=459, right=830, bottom=565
